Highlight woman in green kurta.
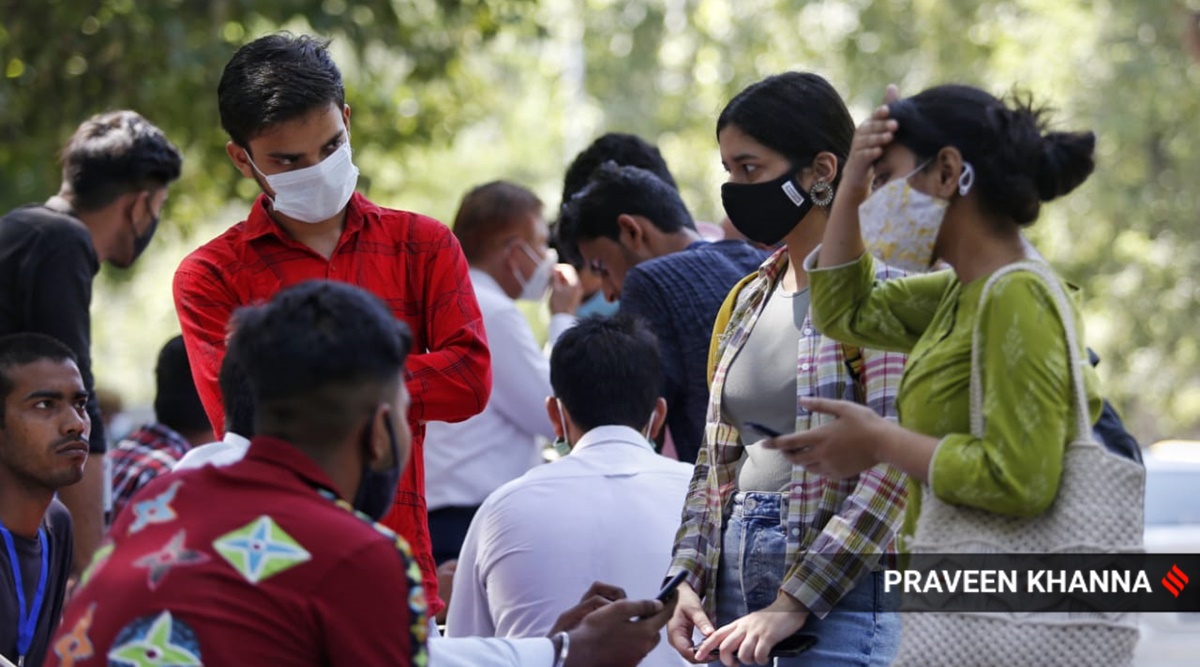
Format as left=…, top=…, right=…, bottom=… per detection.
left=762, top=84, right=1103, bottom=544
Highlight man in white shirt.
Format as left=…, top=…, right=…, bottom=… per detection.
left=173, top=350, right=253, bottom=471
left=446, top=315, right=693, bottom=667
left=424, top=181, right=581, bottom=565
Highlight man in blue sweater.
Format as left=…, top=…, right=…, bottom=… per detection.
left=557, top=162, right=767, bottom=463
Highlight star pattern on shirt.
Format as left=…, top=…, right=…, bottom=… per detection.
left=133, top=530, right=211, bottom=591
left=213, top=515, right=311, bottom=584
left=128, top=480, right=183, bottom=535
left=78, top=540, right=114, bottom=589
left=107, top=611, right=202, bottom=667
left=53, top=602, right=96, bottom=667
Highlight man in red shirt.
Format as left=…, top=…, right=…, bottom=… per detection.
left=50, top=280, right=427, bottom=666
left=173, top=34, right=490, bottom=614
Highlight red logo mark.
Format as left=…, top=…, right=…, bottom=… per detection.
left=1163, top=564, right=1189, bottom=598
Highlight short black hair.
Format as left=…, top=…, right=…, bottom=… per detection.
left=887, top=85, right=1095, bottom=227
left=153, top=336, right=210, bottom=436
left=717, top=72, right=854, bottom=191
left=228, top=281, right=412, bottom=448
left=549, top=314, right=661, bottom=432
left=218, top=348, right=255, bottom=438
left=453, top=181, right=544, bottom=264
left=561, top=132, right=678, bottom=203
left=0, top=333, right=78, bottom=424
left=557, top=162, right=694, bottom=264
left=61, top=110, right=183, bottom=212
left=218, top=33, right=346, bottom=149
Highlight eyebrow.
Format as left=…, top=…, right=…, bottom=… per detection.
left=24, top=389, right=88, bottom=402
left=730, top=152, right=760, bottom=162
left=266, top=129, right=345, bottom=161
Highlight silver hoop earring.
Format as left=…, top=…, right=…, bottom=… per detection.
left=810, top=180, right=834, bottom=207
left=958, top=162, right=975, bottom=196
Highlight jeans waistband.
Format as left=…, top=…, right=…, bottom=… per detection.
left=730, top=491, right=786, bottom=520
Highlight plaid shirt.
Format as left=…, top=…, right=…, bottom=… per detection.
left=669, top=248, right=908, bottom=619
left=109, top=422, right=193, bottom=521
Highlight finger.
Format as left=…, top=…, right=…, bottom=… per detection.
left=872, top=103, right=893, bottom=120
left=575, top=595, right=614, bottom=616
left=695, top=624, right=732, bottom=660
left=754, top=636, right=774, bottom=666
left=798, top=396, right=848, bottom=416
left=609, top=598, right=663, bottom=622
left=884, top=83, right=901, bottom=103
left=582, top=581, right=626, bottom=603
left=690, top=608, right=716, bottom=637
left=719, top=627, right=747, bottom=667
left=761, top=430, right=816, bottom=451
left=738, top=633, right=760, bottom=666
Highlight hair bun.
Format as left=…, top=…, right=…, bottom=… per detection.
left=1036, top=130, right=1096, bottom=201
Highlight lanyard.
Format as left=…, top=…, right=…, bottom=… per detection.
left=0, top=521, right=48, bottom=667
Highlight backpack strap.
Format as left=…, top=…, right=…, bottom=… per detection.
left=707, top=272, right=758, bottom=385
left=707, top=272, right=867, bottom=391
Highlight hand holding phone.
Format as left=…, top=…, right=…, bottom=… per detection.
left=656, top=571, right=688, bottom=603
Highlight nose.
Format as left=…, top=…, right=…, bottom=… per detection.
left=63, top=405, right=91, bottom=440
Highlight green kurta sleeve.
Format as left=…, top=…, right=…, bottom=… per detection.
left=928, top=271, right=1101, bottom=517
left=806, top=250, right=954, bottom=354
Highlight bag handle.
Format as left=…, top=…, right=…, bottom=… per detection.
left=970, top=260, right=1091, bottom=443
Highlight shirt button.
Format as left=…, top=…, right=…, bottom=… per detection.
left=800, top=363, right=810, bottom=371
left=803, top=327, right=813, bottom=336
left=791, top=528, right=801, bottom=537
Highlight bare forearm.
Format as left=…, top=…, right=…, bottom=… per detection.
left=875, top=423, right=939, bottom=484
left=58, top=453, right=106, bottom=574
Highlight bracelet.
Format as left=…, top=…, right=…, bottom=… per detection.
left=551, top=631, right=570, bottom=667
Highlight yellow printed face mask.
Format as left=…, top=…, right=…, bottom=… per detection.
left=858, top=162, right=949, bottom=273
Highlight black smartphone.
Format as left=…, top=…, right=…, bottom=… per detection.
left=769, top=632, right=819, bottom=657
left=744, top=420, right=784, bottom=439
left=656, top=571, right=688, bottom=603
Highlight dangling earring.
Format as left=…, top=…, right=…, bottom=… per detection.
left=810, top=180, right=834, bottom=207
left=958, top=162, right=975, bottom=196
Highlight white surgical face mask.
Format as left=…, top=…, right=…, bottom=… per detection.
left=858, top=162, right=950, bottom=273
left=249, top=140, right=359, bottom=224
left=516, top=243, right=556, bottom=301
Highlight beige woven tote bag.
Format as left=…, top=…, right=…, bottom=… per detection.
left=894, top=260, right=1144, bottom=667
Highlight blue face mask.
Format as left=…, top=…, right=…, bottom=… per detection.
left=576, top=292, right=619, bottom=319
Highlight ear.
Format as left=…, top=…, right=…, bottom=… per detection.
left=648, top=397, right=668, bottom=439
left=366, top=403, right=393, bottom=470
left=808, top=151, right=839, bottom=186
left=342, top=104, right=352, bottom=135
left=932, top=147, right=966, bottom=199
left=616, top=214, right=644, bottom=249
left=545, top=397, right=564, bottom=440
left=226, top=141, right=256, bottom=180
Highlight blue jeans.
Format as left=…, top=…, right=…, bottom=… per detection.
left=712, top=491, right=899, bottom=667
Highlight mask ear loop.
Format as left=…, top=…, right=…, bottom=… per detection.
left=958, top=162, right=975, bottom=196
left=643, top=409, right=656, bottom=441
left=556, top=399, right=571, bottom=450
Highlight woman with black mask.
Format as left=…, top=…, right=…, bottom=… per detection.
left=664, top=72, right=907, bottom=667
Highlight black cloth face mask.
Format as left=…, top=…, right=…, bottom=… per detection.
left=353, top=418, right=401, bottom=522
left=132, top=212, right=159, bottom=262
left=720, top=168, right=813, bottom=246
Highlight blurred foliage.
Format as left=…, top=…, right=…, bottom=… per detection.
left=2, top=0, right=1198, bottom=441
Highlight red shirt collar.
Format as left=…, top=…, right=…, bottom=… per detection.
left=242, top=435, right=348, bottom=500
left=243, top=191, right=373, bottom=244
